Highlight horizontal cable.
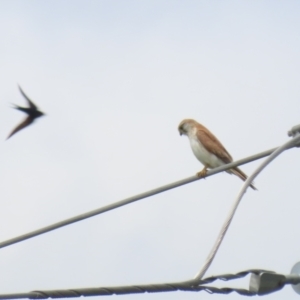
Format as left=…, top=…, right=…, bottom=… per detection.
left=0, top=145, right=291, bottom=250
left=0, top=269, right=272, bottom=299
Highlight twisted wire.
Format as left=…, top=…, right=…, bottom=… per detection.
left=0, top=269, right=274, bottom=299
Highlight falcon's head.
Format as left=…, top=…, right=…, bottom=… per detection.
left=178, top=119, right=197, bottom=136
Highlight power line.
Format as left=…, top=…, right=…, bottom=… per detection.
left=0, top=146, right=283, bottom=250
left=0, top=126, right=299, bottom=299
left=0, top=269, right=298, bottom=299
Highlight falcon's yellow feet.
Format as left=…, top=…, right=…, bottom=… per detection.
left=197, top=167, right=208, bottom=178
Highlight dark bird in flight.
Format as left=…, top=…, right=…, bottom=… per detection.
left=6, top=86, right=45, bottom=140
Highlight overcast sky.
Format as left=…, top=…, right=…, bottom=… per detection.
left=0, top=1, right=300, bottom=299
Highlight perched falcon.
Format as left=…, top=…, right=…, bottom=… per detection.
left=178, top=119, right=256, bottom=190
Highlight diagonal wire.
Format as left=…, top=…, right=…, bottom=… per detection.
left=0, top=145, right=287, bottom=250
left=191, top=133, right=300, bottom=283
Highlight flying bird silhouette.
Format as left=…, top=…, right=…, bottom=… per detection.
left=6, top=86, right=45, bottom=140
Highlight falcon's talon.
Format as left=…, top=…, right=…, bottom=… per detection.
left=197, top=167, right=208, bottom=178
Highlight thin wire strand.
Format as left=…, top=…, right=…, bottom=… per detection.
left=192, top=134, right=300, bottom=282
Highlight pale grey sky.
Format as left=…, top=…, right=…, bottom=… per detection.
left=0, top=0, right=300, bottom=299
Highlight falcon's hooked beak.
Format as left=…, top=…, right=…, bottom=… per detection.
left=178, top=121, right=188, bottom=136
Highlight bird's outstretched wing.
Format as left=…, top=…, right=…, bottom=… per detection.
left=18, top=85, right=38, bottom=110
left=6, top=117, right=33, bottom=140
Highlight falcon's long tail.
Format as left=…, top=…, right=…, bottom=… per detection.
left=227, top=167, right=257, bottom=190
